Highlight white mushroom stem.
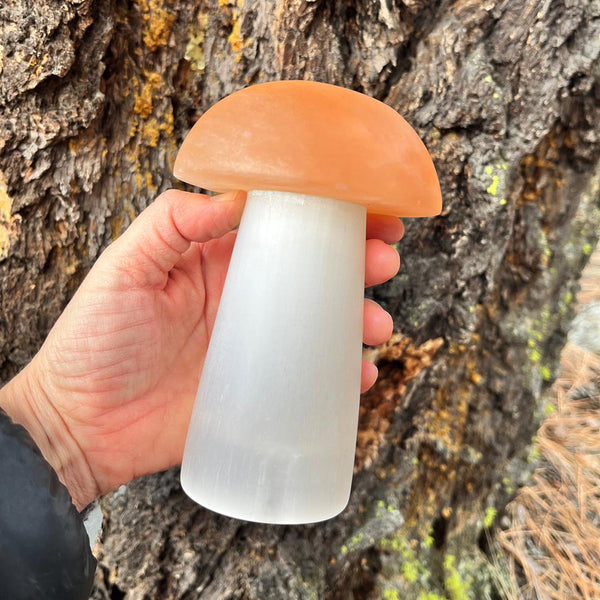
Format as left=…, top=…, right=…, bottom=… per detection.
left=181, top=190, right=367, bottom=524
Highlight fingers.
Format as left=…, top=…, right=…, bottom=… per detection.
left=366, top=214, right=404, bottom=243
left=361, top=360, right=378, bottom=393
left=362, top=217, right=400, bottom=393
left=361, top=294, right=393, bottom=393
left=109, top=189, right=246, bottom=288
left=363, top=298, right=393, bottom=346
left=365, top=238, right=400, bottom=287
left=361, top=297, right=394, bottom=391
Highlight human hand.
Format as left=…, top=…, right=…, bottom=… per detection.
left=0, top=189, right=403, bottom=509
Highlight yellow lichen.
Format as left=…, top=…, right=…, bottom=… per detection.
left=159, top=105, right=174, bottom=137
left=134, top=0, right=176, bottom=51
left=0, top=171, right=18, bottom=259
left=130, top=69, right=176, bottom=155
left=0, top=177, right=12, bottom=222
left=220, top=0, right=245, bottom=59
left=483, top=506, right=497, bottom=528
left=143, top=7, right=175, bottom=51
left=145, top=171, right=156, bottom=192
left=110, top=214, right=125, bottom=240
left=133, top=72, right=162, bottom=119
left=444, top=554, right=472, bottom=600
left=418, top=593, right=446, bottom=600
left=487, top=174, right=499, bottom=196
left=469, top=371, right=482, bottom=384
left=228, top=18, right=243, bottom=54
left=185, top=12, right=209, bottom=73
left=141, top=117, right=161, bottom=147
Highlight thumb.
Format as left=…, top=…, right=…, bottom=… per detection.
left=105, top=189, right=246, bottom=288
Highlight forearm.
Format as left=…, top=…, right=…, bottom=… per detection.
left=0, top=358, right=99, bottom=510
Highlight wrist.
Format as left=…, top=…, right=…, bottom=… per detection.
left=0, top=357, right=99, bottom=510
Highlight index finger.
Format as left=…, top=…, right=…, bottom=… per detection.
left=366, top=214, right=404, bottom=243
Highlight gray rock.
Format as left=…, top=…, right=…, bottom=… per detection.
left=569, top=302, right=600, bottom=353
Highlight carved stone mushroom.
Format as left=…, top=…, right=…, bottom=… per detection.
left=174, top=80, right=441, bottom=524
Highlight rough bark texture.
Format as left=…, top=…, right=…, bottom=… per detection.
left=1, top=0, right=599, bottom=598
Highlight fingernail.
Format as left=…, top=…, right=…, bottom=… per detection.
left=213, top=190, right=246, bottom=202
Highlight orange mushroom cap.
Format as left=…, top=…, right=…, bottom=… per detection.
left=174, top=81, right=442, bottom=217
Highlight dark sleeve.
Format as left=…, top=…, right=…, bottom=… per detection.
left=0, top=409, right=97, bottom=600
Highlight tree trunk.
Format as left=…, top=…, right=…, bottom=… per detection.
left=1, top=0, right=599, bottom=598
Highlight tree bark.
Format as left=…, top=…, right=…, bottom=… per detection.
left=1, top=0, right=599, bottom=598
